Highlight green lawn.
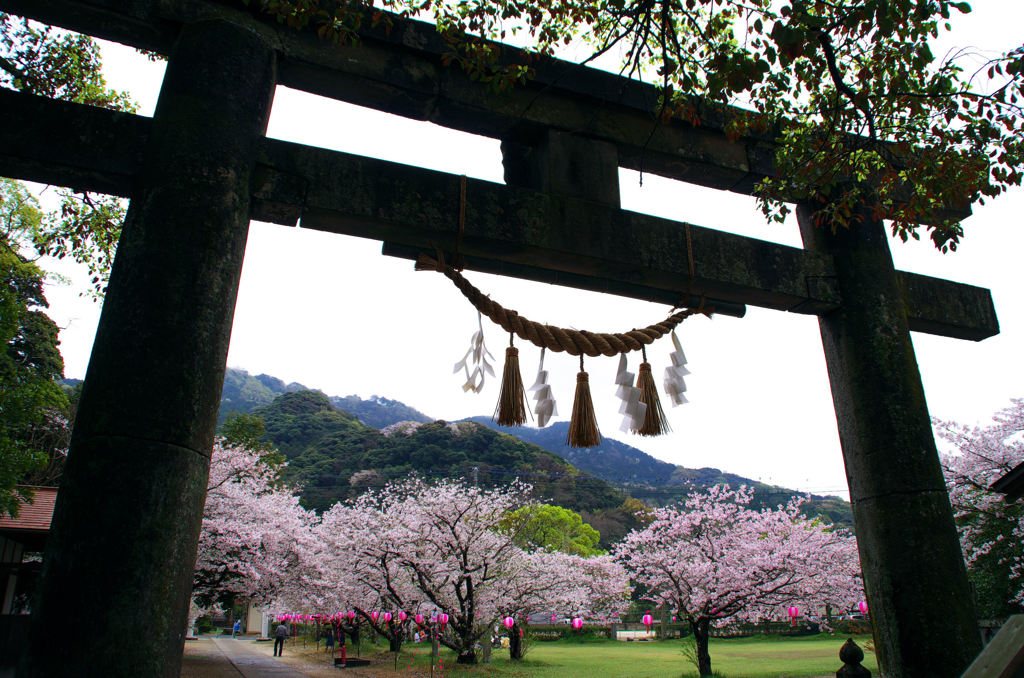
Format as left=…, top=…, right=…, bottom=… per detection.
left=376, top=634, right=878, bottom=678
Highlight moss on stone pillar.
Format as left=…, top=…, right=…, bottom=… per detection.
left=798, top=203, right=981, bottom=677
left=21, top=18, right=276, bottom=678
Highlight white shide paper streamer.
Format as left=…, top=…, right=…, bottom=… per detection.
left=615, top=354, right=646, bottom=433
left=453, top=311, right=495, bottom=393
left=663, top=330, right=690, bottom=406
left=528, top=347, right=557, bottom=427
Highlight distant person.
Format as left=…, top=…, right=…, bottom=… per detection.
left=232, top=619, right=241, bottom=638
left=273, top=621, right=288, bottom=657
left=324, top=627, right=334, bottom=652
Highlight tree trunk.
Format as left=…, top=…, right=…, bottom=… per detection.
left=509, top=623, right=523, bottom=660
left=456, top=623, right=477, bottom=664
left=691, top=619, right=712, bottom=677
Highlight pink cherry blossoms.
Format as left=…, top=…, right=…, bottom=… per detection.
left=936, top=398, right=1024, bottom=610
left=193, top=440, right=320, bottom=607
left=308, top=477, right=630, bottom=664
left=615, top=485, right=861, bottom=676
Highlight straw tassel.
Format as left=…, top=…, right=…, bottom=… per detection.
left=495, top=337, right=527, bottom=426
left=567, top=356, right=601, bottom=448
left=636, top=347, right=670, bottom=436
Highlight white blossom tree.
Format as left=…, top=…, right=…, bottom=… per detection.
left=616, top=485, right=862, bottom=677
left=193, top=440, right=320, bottom=608
left=936, top=399, right=1024, bottom=616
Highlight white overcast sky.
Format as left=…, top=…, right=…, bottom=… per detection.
left=37, top=3, right=1023, bottom=500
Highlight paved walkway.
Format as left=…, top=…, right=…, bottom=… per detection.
left=182, top=637, right=336, bottom=678
left=212, top=638, right=311, bottom=677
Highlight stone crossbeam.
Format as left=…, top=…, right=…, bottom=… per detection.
left=0, top=88, right=998, bottom=339
left=0, top=0, right=969, bottom=223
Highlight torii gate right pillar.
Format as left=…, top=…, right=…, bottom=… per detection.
left=797, top=203, right=981, bottom=676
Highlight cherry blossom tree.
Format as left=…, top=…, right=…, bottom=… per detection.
left=492, top=549, right=629, bottom=659
left=616, top=485, right=862, bottom=677
left=314, top=495, right=427, bottom=652
left=315, top=477, right=629, bottom=663
left=193, top=440, right=320, bottom=609
left=936, top=399, right=1024, bottom=616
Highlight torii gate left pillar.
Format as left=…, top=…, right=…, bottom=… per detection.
left=20, top=19, right=276, bottom=678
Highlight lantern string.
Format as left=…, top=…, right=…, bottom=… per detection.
left=417, top=252, right=711, bottom=357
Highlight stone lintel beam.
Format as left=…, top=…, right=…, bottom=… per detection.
left=254, top=137, right=835, bottom=318
left=0, top=0, right=969, bottom=223
left=0, top=89, right=999, bottom=338
left=901, top=271, right=999, bottom=341
left=0, top=88, right=142, bottom=197
left=252, top=138, right=999, bottom=339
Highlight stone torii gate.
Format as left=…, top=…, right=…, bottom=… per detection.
left=0, top=1, right=999, bottom=676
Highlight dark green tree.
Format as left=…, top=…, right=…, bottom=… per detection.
left=0, top=195, right=68, bottom=515
left=220, top=412, right=287, bottom=474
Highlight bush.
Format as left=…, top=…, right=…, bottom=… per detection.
left=831, top=619, right=872, bottom=635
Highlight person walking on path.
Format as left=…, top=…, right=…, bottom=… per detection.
left=273, top=621, right=288, bottom=657
left=232, top=619, right=241, bottom=638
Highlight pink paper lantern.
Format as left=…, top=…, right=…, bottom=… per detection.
left=370, top=611, right=380, bottom=622
left=503, top=616, right=514, bottom=629
left=858, top=601, right=868, bottom=614
left=787, top=606, right=799, bottom=619
left=571, top=618, right=583, bottom=630
left=347, top=610, right=355, bottom=621
left=550, top=614, right=557, bottom=622
left=438, top=613, right=449, bottom=626
left=382, top=612, right=392, bottom=623
left=642, top=611, right=654, bottom=629
left=398, top=611, right=408, bottom=622
left=415, top=614, right=424, bottom=625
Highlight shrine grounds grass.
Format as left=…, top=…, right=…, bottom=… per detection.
left=277, top=633, right=879, bottom=677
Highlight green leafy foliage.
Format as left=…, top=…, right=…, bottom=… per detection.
left=1, top=13, right=134, bottom=296
left=0, top=233, right=68, bottom=517
left=220, top=412, right=286, bottom=472
left=502, top=504, right=604, bottom=555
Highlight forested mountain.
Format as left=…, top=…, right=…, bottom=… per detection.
left=249, top=391, right=639, bottom=544
left=218, top=368, right=431, bottom=427
left=466, top=418, right=677, bottom=484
